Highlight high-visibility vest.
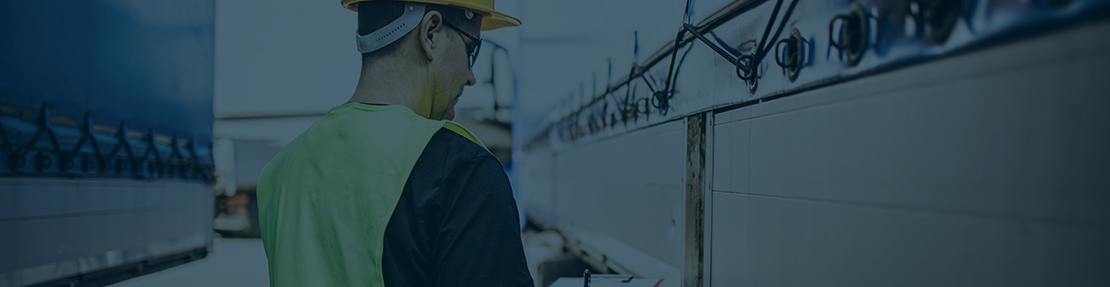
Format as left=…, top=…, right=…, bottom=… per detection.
left=257, top=102, right=483, bottom=287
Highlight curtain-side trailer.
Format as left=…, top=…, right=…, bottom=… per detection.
left=517, top=1, right=1110, bottom=286
left=0, top=2, right=216, bottom=286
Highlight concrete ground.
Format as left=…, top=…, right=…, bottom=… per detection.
left=109, top=237, right=270, bottom=287
left=107, top=231, right=561, bottom=287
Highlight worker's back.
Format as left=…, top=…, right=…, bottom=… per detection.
left=257, top=103, right=446, bottom=286
left=257, top=102, right=534, bottom=287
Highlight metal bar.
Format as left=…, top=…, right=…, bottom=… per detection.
left=701, top=111, right=714, bottom=287
left=683, top=24, right=738, bottom=63
left=534, top=0, right=767, bottom=144
left=683, top=112, right=707, bottom=287
left=40, top=106, right=63, bottom=160
left=0, top=116, right=12, bottom=159
left=84, top=113, right=103, bottom=158
left=632, top=0, right=766, bottom=87
left=556, top=0, right=766, bottom=112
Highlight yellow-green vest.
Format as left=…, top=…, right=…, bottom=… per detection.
left=257, top=103, right=483, bottom=287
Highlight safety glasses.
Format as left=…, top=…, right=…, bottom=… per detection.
left=443, top=21, right=481, bottom=68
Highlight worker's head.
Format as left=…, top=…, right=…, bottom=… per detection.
left=345, top=0, right=519, bottom=120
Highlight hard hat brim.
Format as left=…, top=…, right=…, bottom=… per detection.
left=342, top=0, right=521, bottom=31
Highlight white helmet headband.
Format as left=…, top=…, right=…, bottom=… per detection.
left=356, top=3, right=426, bottom=54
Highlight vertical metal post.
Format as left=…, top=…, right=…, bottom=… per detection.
left=702, top=111, right=714, bottom=287
left=684, top=112, right=707, bottom=287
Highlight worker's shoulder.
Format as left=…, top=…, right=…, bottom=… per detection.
left=404, top=127, right=504, bottom=201
left=422, top=127, right=499, bottom=166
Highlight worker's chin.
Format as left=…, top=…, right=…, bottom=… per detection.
left=445, top=97, right=458, bottom=120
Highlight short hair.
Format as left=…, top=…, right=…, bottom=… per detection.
left=357, top=2, right=474, bottom=61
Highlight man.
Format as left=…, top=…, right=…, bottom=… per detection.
left=256, top=1, right=532, bottom=286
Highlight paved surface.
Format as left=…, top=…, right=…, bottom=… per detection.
left=109, top=237, right=270, bottom=287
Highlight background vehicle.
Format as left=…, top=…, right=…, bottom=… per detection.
left=0, top=1, right=216, bottom=286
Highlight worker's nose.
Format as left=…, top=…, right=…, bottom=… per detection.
left=466, top=68, right=477, bottom=86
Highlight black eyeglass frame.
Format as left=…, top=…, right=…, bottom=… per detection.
left=442, top=21, right=482, bottom=68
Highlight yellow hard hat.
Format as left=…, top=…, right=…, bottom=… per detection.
left=342, top=0, right=521, bottom=31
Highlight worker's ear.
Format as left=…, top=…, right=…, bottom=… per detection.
left=418, top=10, right=444, bottom=61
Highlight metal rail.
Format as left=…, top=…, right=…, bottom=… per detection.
left=0, top=99, right=214, bottom=181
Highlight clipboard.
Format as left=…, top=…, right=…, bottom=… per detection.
left=549, top=270, right=663, bottom=287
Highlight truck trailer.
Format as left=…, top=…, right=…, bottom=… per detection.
left=0, top=1, right=216, bottom=286
left=515, top=0, right=1110, bottom=286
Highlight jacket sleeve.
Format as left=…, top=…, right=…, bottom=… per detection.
left=432, top=156, right=534, bottom=287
